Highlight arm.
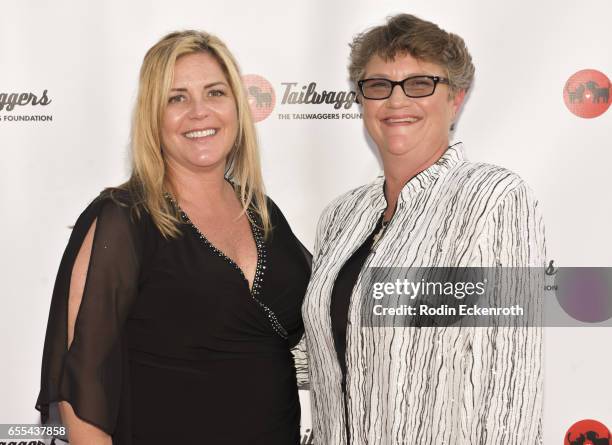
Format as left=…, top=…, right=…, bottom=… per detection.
left=59, top=220, right=112, bottom=445
left=37, top=197, right=141, bottom=443
left=469, top=184, right=546, bottom=443
left=266, top=198, right=312, bottom=388
left=472, top=183, right=546, bottom=267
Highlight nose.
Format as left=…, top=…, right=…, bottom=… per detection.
left=387, top=83, right=411, bottom=107
left=188, top=98, right=211, bottom=119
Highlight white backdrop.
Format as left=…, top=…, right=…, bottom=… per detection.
left=1, top=0, right=611, bottom=443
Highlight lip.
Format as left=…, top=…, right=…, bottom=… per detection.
left=381, top=115, right=421, bottom=125
left=182, top=127, right=219, bottom=139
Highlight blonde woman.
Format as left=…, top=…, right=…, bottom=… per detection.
left=36, top=31, right=310, bottom=445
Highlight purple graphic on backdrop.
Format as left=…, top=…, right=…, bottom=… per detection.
left=554, top=267, right=612, bottom=323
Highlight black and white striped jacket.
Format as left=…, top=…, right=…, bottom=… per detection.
left=303, top=143, right=546, bottom=444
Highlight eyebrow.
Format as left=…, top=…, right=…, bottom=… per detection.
left=169, top=81, right=228, bottom=91
left=365, top=73, right=432, bottom=79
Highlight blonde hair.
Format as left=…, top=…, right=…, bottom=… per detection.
left=349, top=14, right=475, bottom=98
left=119, top=30, right=270, bottom=238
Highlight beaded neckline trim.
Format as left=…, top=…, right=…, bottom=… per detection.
left=165, top=194, right=289, bottom=340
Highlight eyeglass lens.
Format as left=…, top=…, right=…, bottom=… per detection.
left=361, top=76, right=437, bottom=99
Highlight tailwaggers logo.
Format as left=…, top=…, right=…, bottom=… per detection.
left=243, top=74, right=275, bottom=122
left=0, top=89, right=53, bottom=122
left=243, top=74, right=360, bottom=122
left=564, top=69, right=611, bottom=118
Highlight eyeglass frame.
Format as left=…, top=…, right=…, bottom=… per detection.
left=357, top=75, right=451, bottom=100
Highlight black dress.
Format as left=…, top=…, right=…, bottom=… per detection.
left=36, top=190, right=311, bottom=444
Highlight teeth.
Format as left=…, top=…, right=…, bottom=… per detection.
left=387, top=117, right=418, bottom=123
left=185, top=129, right=216, bottom=138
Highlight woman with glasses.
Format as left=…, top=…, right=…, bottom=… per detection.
left=303, top=14, right=546, bottom=444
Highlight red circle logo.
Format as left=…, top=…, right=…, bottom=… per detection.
left=243, top=74, right=275, bottom=122
left=563, top=69, right=611, bottom=118
left=565, top=419, right=611, bottom=445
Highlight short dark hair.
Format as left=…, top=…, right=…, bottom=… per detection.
left=349, top=14, right=475, bottom=97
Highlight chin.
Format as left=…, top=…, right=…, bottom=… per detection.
left=382, top=142, right=419, bottom=157
left=176, top=153, right=226, bottom=171
left=192, top=149, right=229, bottom=164
left=196, top=158, right=227, bottom=170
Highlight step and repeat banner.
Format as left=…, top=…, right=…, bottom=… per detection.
left=1, top=0, right=610, bottom=443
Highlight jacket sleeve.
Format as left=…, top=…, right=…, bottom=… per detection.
left=467, top=183, right=546, bottom=443
left=290, top=334, right=310, bottom=389
left=471, top=183, right=546, bottom=268
left=36, top=196, right=141, bottom=435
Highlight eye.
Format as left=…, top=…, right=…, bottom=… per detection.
left=368, top=80, right=390, bottom=89
left=208, top=89, right=227, bottom=97
left=168, top=94, right=186, bottom=104
left=407, top=78, right=434, bottom=87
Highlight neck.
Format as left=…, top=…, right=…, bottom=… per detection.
left=166, top=161, right=234, bottom=208
left=381, top=140, right=449, bottom=219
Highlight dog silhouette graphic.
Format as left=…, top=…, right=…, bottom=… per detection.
left=586, top=80, right=610, bottom=104
left=568, top=83, right=586, bottom=103
left=248, top=86, right=272, bottom=108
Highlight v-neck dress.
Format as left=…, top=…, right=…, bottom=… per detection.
left=36, top=190, right=311, bottom=445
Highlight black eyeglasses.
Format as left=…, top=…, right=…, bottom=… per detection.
left=357, top=75, right=450, bottom=100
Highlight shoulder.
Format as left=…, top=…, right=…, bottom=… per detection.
left=264, top=195, right=282, bottom=216
left=92, top=187, right=153, bottom=224
left=263, top=195, right=312, bottom=263
left=71, top=188, right=149, bottom=241
left=319, top=180, right=379, bottom=225
left=96, top=187, right=142, bottom=211
left=261, top=196, right=297, bottom=241
left=263, top=195, right=286, bottom=226
left=446, top=160, right=537, bottom=205
left=453, top=160, right=526, bottom=187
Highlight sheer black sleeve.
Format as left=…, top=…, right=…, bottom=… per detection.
left=265, top=198, right=312, bottom=387
left=36, top=194, right=142, bottom=435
